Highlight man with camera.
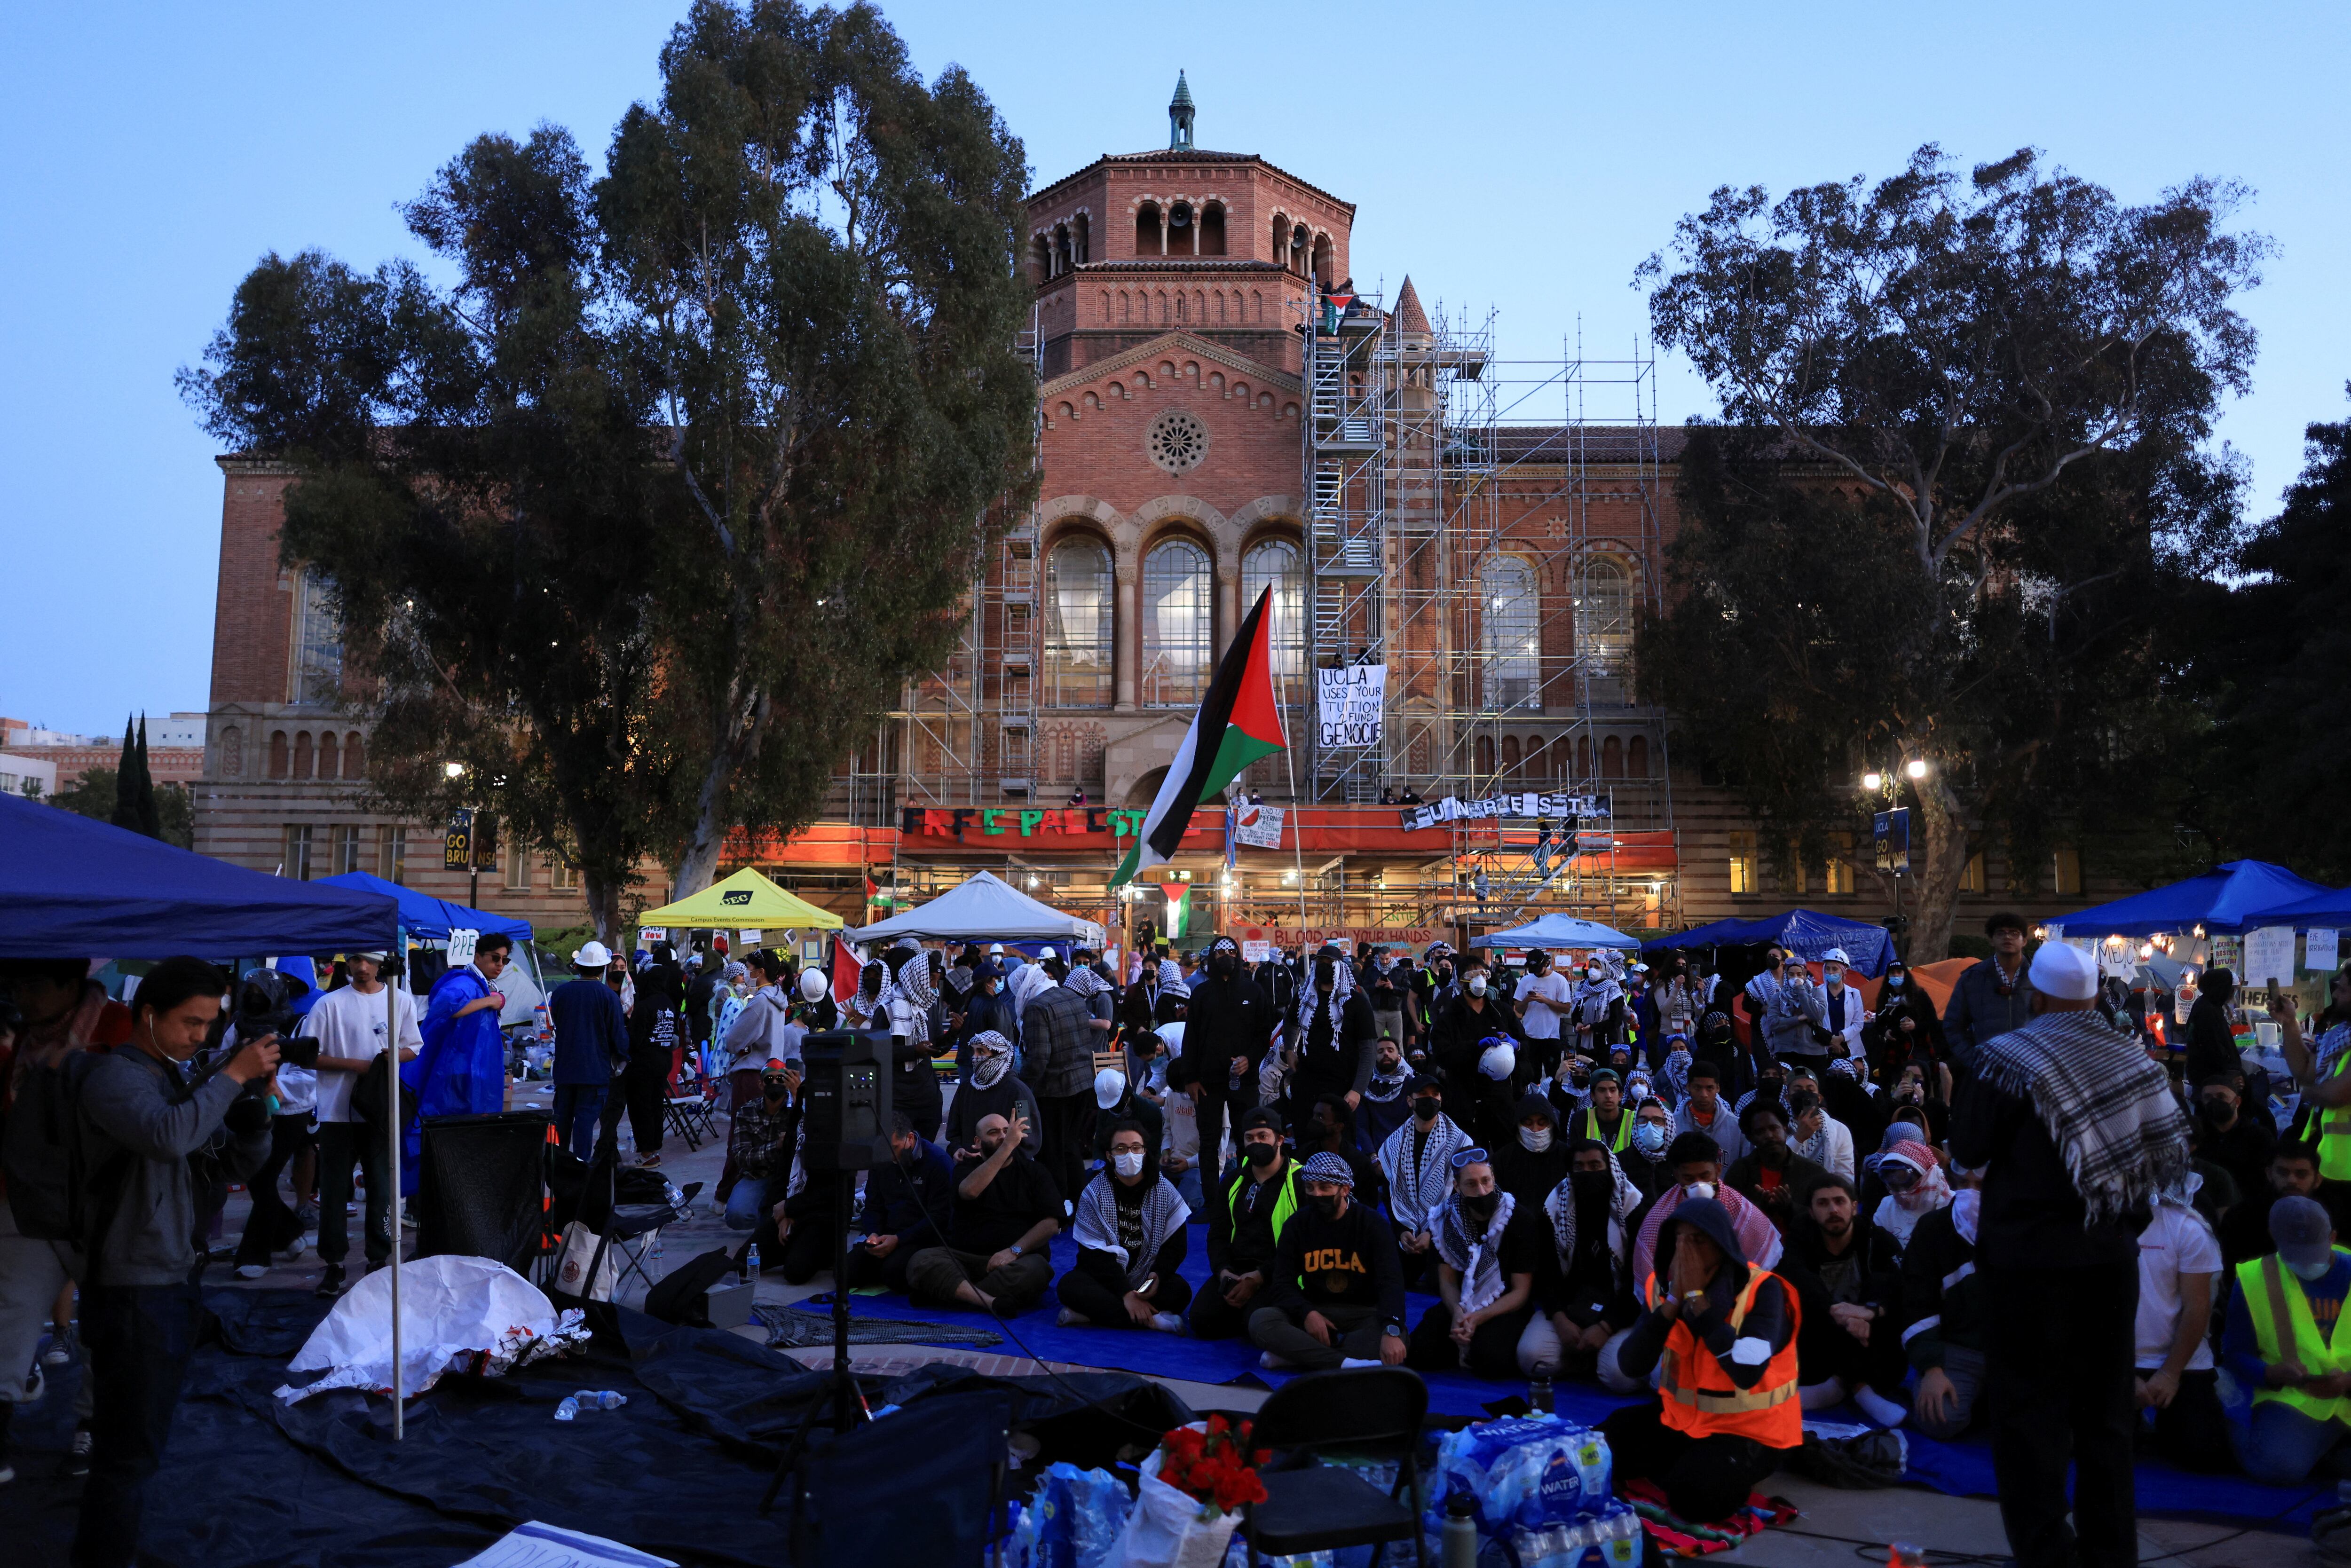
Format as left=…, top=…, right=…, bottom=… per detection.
left=75, top=956, right=278, bottom=1568
left=308, top=951, right=422, bottom=1297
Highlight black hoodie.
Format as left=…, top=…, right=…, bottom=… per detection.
left=1615, top=1196, right=1798, bottom=1398
left=1491, top=1091, right=1570, bottom=1208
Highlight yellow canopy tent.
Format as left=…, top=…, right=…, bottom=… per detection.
left=635, top=867, right=845, bottom=933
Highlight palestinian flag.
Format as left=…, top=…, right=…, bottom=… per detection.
left=1113, top=585, right=1288, bottom=885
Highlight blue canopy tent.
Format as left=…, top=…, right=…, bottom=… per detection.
left=1649, top=908, right=1893, bottom=977
left=2240, top=884, right=2351, bottom=932
left=1473, top=913, right=1643, bottom=951
left=0, top=791, right=399, bottom=958
left=314, top=871, right=533, bottom=945
left=2052, top=859, right=2335, bottom=938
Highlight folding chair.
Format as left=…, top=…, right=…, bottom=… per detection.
left=607, top=1201, right=680, bottom=1300
left=664, top=1093, right=717, bottom=1150
left=1239, top=1367, right=1430, bottom=1568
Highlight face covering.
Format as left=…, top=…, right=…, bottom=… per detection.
left=1571, top=1169, right=1615, bottom=1202
left=1413, top=1095, right=1442, bottom=1122
left=1210, top=951, right=1238, bottom=978
left=1886, top=973, right=1906, bottom=989
left=1112, top=1150, right=1146, bottom=1178
left=1518, top=1126, right=1554, bottom=1153
left=2198, top=1099, right=2233, bottom=1124
left=1308, top=1194, right=1342, bottom=1221
left=972, top=1054, right=1010, bottom=1089
left=1462, top=1190, right=1501, bottom=1222
left=763, top=1079, right=788, bottom=1100
left=2292, top=1255, right=2335, bottom=1282
left=1468, top=974, right=1488, bottom=998
left=1586, top=966, right=1603, bottom=982
left=1824, top=968, right=1843, bottom=986
left=1631, top=1122, right=1667, bottom=1157
left=1243, top=1141, right=1280, bottom=1169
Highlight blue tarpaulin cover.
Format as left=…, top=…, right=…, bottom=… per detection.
left=2240, top=882, right=2351, bottom=931
left=315, top=871, right=534, bottom=945
left=1647, top=908, right=1894, bottom=977
left=2054, top=859, right=2335, bottom=938
left=0, top=792, right=398, bottom=959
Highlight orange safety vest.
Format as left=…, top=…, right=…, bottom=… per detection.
left=1643, top=1262, right=1804, bottom=1449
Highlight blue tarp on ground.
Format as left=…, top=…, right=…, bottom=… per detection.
left=0, top=791, right=399, bottom=959
left=2054, top=859, right=2336, bottom=938
left=2236, top=881, right=2351, bottom=933
left=1648, top=908, right=1894, bottom=977
left=314, top=871, right=534, bottom=945
left=1473, top=914, right=1643, bottom=951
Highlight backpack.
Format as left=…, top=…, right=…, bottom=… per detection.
left=1, top=1049, right=110, bottom=1240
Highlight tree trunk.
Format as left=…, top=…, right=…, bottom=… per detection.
left=669, top=690, right=772, bottom=902
left=583, top=871, right=625, bottom=947
left=1906, top=771, right=1972, bottom=962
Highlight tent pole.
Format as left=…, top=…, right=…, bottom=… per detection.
left=389, top=919, right=404, bottom=1441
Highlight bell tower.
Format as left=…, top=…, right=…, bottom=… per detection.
left=1168, top=71, right=1194, bottom=150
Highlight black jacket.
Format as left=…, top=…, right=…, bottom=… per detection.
left=858, top=1140, right=955, bottom=1250
left=1295, top=990, right=1379, bottom=1095
left=1949, top=1064, right=2140, bottom=1271
left=1897, top=1203, right=1984, bottom=1371
left=1260, top=1195, right=1407, bottom=1329
left=1183, top=969, right=1275, bottom=1079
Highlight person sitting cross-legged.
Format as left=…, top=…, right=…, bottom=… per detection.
left=1057, top=1119, right=1192, bottom=1332
left=1190, top=1108, right=1303, bottom=1340
left=2222, top=1195, right=2351, bottom=1483
left=1406, top=1147, right=1549, bottom=1379
left=1725, top=1099, right=1832, bottom=1236
left=1522, top=1140, right=1643, bottom=1388
left=1247, top=1152, right=1409, bottom=1371
left=1377, top=1075, right=1469, bottom=1292
left=845, top=1112, right=955, bottom=1295
left=1901, top=1172, right=1988, bottom=1440
left=1778, top=1176, right=1910, bottom=1427
left=726, top=1058, right=797, bottom=1233
left=904, top=1110, right=1062, bottom=1316
left=1600, top=1197, right=1803, bottom=1524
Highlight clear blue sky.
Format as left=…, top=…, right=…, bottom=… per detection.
left=5, top=1, right=2344, bottom=734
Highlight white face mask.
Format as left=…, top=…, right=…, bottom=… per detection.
left=1518, top=1126, right=1553, bottom=1153
left=1468, top=975, right=1488, bottom=997
left=1681, top=1180, right=1716, bottom=1201
left=1112, top=1150, right=1146, bottom=1179
left=972, top=1055, right=1010, bottom=1088
left=2291, top=1255, right=2334, bottom=1282
left=1586, top=967, right=1603, bottom=982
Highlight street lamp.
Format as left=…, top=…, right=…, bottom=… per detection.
left=1904, top=758, right=1929, bottom=780
left=443, top=761, right=465, bottom=780
left=1860, top=770, right=1884, bottom=792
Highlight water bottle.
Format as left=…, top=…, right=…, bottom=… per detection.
left=554, top=1396, right=579, bottom=1422
left=650, top=1233, right=664, bottom=1269
left=1888, top=1544, right=1928, bottom=1568
left=743, top=1241, right=761, bottom=1281
left=572, top=1389, right=627, bottom=1411
left=1528, top=1372, right=1553, bottom=1414
left=1442, top=1493, right=1480, bottom=1568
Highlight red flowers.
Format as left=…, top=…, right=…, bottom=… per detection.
left=1157, top=1416, right=1271, bottom=1514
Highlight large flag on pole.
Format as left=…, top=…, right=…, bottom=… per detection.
left=1113, top=585, right=1288, bottom=886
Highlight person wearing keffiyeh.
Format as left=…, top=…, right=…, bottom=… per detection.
left=1289, top=945, right=1378, bottom=1131
left=1405, top=1147, right=1548, bottom=1379
left=1057, top=1117, right=1192, bottom=1332
left=1375, top=1078, right=1467, bottom=1289
left=876, top=943, right=946, bottom=1139
left=1950, top=940, right=2192, bottom=1568
left=1522, top=1140, right=1644, bottom=1382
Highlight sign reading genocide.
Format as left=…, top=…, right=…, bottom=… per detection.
left=1316, top=664, right=1386, bottom=750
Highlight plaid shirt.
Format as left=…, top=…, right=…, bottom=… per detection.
left=731, top=1092, right=794, bottom=1181
left=1019, top=985, right=1097, bottom=1100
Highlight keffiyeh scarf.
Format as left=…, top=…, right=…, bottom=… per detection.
left=1970, top=1007, right=2192, bottom=1226
left=1073, top=1172, right=1190, bottom=1289
left=1633, top=1182, right=1782, bottom=1289
left=1869, top=1142, right=1951, bottom=1246
left=882, top=956, right=938, bottom=1046
left=1541, top=1149, right=1642, bottom=1282
left=1294, top=954, right=1357, bottom=1038
left=1377, top=1113, right=1468, bottom=1231
left=1063, top=965, right=1112, bottom=1003
left=1571, top=975, right=1624, bottom=1029
left=1435, top=1190, right=1517, bottom=1318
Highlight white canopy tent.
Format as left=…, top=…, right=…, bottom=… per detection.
left=1472, top=913, right=1644, bottom=951
left=847, top=869, right=1106, bottom=947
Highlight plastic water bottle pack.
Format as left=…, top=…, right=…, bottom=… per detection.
left=1424, top=1412, right=1619, bottom=1564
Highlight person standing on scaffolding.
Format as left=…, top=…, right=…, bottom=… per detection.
left=1183, top=934, right=1274, bottom=1240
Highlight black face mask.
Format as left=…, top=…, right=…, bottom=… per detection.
left=1462, top=1190, right=1500, bottom=1222
left=1413, top=1096, right=1441, bottom=1122
left=1571, top=1169, right=1614, bottom=1201
left=2199, top=1099, right=2233, bottom=1124
left=1308, top=1194, right=1342, bottom=1221
left=1210, top=952, right=1238, bottom=978
left=763, top=1082, right=788, bottom=1101
left=1243, top=1141, right=1280, bottom=1169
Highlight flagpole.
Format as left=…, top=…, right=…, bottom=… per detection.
left=387, top=921, right=404, bottom=1442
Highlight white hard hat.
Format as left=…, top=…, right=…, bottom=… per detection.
left=1822, top=948, right=1851, bottom=966
left=1478, top=1042, right=1517, bottom=1081
left=1093, top=1067, right=1127, bottom=1110
left=987, top=942, right=1005, bottom=954
left=799, top=969, right=827, bottom=1002
left=572, top=941, right=612, bottom=969
left=1039, top=946, right=1058, bottom=960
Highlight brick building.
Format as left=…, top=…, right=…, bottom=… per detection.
left=192, top=79, right=2103, bottom=947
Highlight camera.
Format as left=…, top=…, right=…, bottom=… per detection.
left=231, top=968, right=321, bottom=1069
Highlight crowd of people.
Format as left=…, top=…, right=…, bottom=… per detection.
left=4, top=904, right=2348, bottom=1562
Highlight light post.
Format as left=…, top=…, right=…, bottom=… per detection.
left=1859, top=755, right=1930, bottom=957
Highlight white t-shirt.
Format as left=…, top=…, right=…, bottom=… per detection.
left=1518, top=969, right=1572, bottom=1041
left=2133, top=1203, right=2221, bottom=1371
left=309, top=983, right=426, bottom=1124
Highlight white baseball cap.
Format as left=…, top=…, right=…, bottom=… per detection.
left=1093, top=1067, right=1127, bottom=1109
left=2028, top=941, right=2099, bottom=1001
left=1039, top=946, right=1057, bottom=960
left=572, top=941, right=613, bottom=969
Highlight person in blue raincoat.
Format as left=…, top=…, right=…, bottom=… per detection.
left=402, top=932, right=515, bottom=1188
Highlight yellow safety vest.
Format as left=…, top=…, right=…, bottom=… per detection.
left=2235, top=1248, right=2351, bottom=1425
left=1578, top=1105, right=1635, bottom=1153
left=2320, top=1049, right=2351, bottom=1182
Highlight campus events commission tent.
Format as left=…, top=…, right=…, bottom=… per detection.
left=1648, top=908, right=1894, bottom=977
left=0, top=791, right=399, bottom=958
left=848, top=869, right=1104, bottom=947
left=636, top=866, right=845, bottom=933
left=1474, top=913, right=1643, bottom=951
left=315, top=872, right=534, bottom=945
left=2053, top=859, right=2335, bottom=938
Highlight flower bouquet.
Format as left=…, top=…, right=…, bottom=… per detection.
left=1110, top=1416, right=1270, bottom=1568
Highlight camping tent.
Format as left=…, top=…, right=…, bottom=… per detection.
left=315, top=872, right=534, bottom=945
left=1647, top=908, right=1894, bottom=977
left=1472, top=914, right=1642, bottom=951
left=2053, top=859, right=2335, bottom=938
left=2237, top=883, right=2351, bottom=932
left=0, top=791, right=399, bottom=958
left=847, top=870, right=1104, bottom=946
left=635, top=867, right=845, bottom=933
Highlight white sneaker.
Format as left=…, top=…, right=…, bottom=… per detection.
left=1340, top=1357, right=1382, bottom=1370
left=1258, top=1351, right=1295, bottom=1371
left=236, top=1264, right=268, bottom=1279
left=1149, top=1313, right=1185, bottom=1335
left=1056, top=1308, right=1089, bottom=1327
left=40, top=1341, right=71, bottom=1367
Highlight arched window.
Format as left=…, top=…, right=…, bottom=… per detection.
left=345, top=731, right=365, bottom=778
left=1475, top=734, right=1495, bottom=776
left=1136, top=201, right=1163, bottom=256
left=1576, top=557, right=1634, bottom=686
left=220, top=726, right=243, bottom=778
left=1168, top=201, right=1195, bottom=257
left=1043, top=537, right=1113, bottom=709
left=1628, top=735, right=1649, bottom=777
left=1241, top=538, right=1305, bottom=706
left=268, top=731, right=289, bottom=779
left=1030, top=235, right=1050, bottom=284
left=292, top=569, right=342, bottom=703
left=1200, top=202, right=1226, bottom=256
left=1602, top=735, right=1624, bottom=778
left=292, top=731, right=313, bottom=780
left=1577, top=735, right=1593, bottom=778
left=1501, top=735, right=1521, bottom=776
left=1141, top=539, right=1213, bottom=707
left=1480, top=556, right=1539, bottom=709
left=317, top=732, right=339, bottom=781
